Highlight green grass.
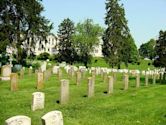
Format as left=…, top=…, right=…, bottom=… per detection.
left=0, top=60, right=165, bottom=125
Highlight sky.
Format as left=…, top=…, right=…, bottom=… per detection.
left=42, top=0, right=166, bottom=47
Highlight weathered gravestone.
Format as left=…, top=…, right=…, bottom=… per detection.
left=153, top=74, right=156, bottom=84
left=37, top=72, right=44, bottom=89
left=1, top=65, right=11, bottom=80
left=44, top=69, right=52, bottom=81
left=28, top=67, right=33, bottom=76
left=87, top=77, right=94, bottom=97
left=32, top=92, right=45, bottom=111
left=136, top=73, right=140, bottom=88
left=60, top=80, right=69, bottom=104
left=52, top=66, right=59, bottom=74
left=145, top=72, right=149, bottom=86
left=123, top=74, right=129, bottom=90
left=5, top=115, right=31, bottom=125
left=76, top=71, right=81, bottom=85
left=41, top=61, right=47, bottom=72
left=41, top=110, right=63, bottom=125
left=20, top=68, right=24, bottom=79
left=58, top=69, right=62, bottom=80
left=107, top=76, right=114, bottom=94
left=10, top=73, right=18, bottom=91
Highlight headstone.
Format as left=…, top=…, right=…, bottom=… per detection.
left=41, top=61, right=47, bottom=72
left=44, top=69, right=52, bottom=81
left=1, top=65, right=11, bottom=80
left=52, top=66, right=59, bottom=74
left=28, top=67, right=32, bottom=76
left=145, top=73, right=149, bottom=86
left=10, top=73, right=18, bottom=91
left=60, top=80, right=69, bottom=104
left=76, top=71, right=81, bottom=85
left=41, top=110, right=63, bottom=125
left=5, top=115, right=31, bottom=125
left=107, top=76, right=114, bottom=94
left=58, top=68, right=62, bottom=80
left=87, top=77, right=94, bottom=97
left=136, top=73, right=140, bottom=88
left=37, top=72, right=44, bottom=89
left=20, top=68, right=24, bottom=79
left=103, top=71, right=108, bottom=83
left=153, top=74, right=156, bottom=84
left=123, top=74, right=129, bottom=90
left=32, top=92, right=45, bottom=111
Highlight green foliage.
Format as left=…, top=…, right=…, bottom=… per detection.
left=58, top=18, right=76, bottom=64
left=0, top=0, right=52, bottom=64
left=154, top=30, right=166, bottom=68
left=37, top=52, right=50, bottom=60
left=73, top=19, right=103, bottom=67
left=139, top=39, right=156, bottom=60
left=102, top=0, right=130, bottom=68
left=0, top=53, right=9, bottom=65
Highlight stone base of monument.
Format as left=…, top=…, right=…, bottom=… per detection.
left=0, top=77, right=10, bottom=81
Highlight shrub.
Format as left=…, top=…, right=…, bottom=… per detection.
left=37, top=52, right=50, bottom=60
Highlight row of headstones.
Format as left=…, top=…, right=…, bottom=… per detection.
left=5, top=110, right=63, bottom=125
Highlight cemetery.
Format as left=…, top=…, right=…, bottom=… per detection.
left=0, top=59, right=166, bottom=125
left=0, top=0, right=166, bottom=125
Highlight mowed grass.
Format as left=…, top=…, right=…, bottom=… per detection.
left=0, top=60, right=166, bottom=125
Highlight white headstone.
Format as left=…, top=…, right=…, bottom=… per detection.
left=41, top=110, right=63, bottom=125
left=32, top=92, right=45, bottom=111
left=5, top=115, right=31, bottom=125
left=41, top=62, right=47, bottom=72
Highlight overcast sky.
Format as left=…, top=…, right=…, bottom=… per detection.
left=42, top=0, right=166, bottom=47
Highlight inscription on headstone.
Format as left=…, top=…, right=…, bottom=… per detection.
left=5, top=115, right=31, bottom=125
left=32, top=92, right=45, bottom=111
left=41, top=110, right=63, bottom=125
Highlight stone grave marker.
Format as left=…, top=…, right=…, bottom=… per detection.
left=58, top=68, right=62, bottom=80
left=10, top=73, right=18, bottom=91
left=136, top=73, right=140, bottom=88
left=37, top=72, right=44, bottom=89
left=76, top=71, right=81, bottom=85
left=1, top=65, right=11, bottom=80
left=41, top=110, right=63, bottom=125
left=145, top=72, right=149, bottom=86
left=107, top=76, right=114, bottom=94
left=32, top=92, right=45, bottom=111
left=5, top=115, right=31, bottom=125
left=20, top=68, right=24, bottom=79
left=28, top=67, right=33, bottom=76
left=60, top=80, right=69, bottom=104
left=123, top=74, right=129, bottom=90
left=52, top=66, right=59, bottom=74
left=153, top=73, right=156, bottom=84
left=87, top=77, right=94, bottom=97
left=41, top=61, right=47, bottom=72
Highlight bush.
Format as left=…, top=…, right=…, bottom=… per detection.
left=37, top=52, right=50, bottom=60
left=32, top=62, right=41, bottom=70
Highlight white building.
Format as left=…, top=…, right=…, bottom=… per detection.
left=7, top=34, right=103, bottom=57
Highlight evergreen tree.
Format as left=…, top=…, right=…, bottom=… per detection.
left=102, top=0, right=130, bottom=68
left=0, top=0, right=52, bottom=64
left=154, top=30, right=166, bottom=82
left=57, top=18, right=75, bottom=64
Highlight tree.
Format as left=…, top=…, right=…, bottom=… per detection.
left=154, top=30, right=166, bottom=82
left=139, top=39, right=156, bottom=60
left=57, top=18, right=76, bottom=64
left=102, top=0, right=130, bottom=68
left=122, top=35, right=139, bottom=67
left=73, top=19, right=103, bottom=67
left=0, top=0, right=52, bottom=64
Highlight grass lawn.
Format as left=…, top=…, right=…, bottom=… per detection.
left=0, top=59, right=165, bottom=125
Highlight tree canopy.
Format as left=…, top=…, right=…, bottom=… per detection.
left=73, top=19, right=103, bottom=67
left=139, top=39, right=156, bottom=60
left=0, top=0, right=52, bottom=64
left=102, top=0, right=136, bottom=68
